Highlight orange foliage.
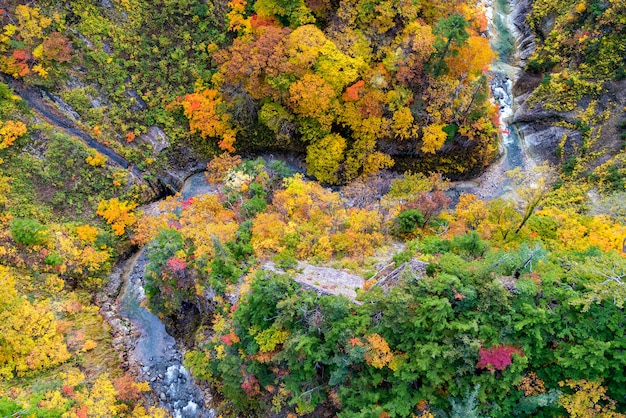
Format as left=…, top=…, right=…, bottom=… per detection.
left=206, top=153, right=243, bottom=184
left=75, top=225, right=98, bottom=244
left=181, top=89, right=237, bottom=152
left=288, top=74, right=336, bottom=128
left=343, top=80, right=365, bottom=102
left=0, top=120, right=27, bottom=152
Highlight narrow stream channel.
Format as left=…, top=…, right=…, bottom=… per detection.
left=117, top=172, right=215, bottom=418
left=454, top=0, right=534, bottom=200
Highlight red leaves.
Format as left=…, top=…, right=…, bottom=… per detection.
left=240, top=372, right=260, bottom=397
left=166, top=256, right=187, bottom=272
left=477, top=345, right=523, bottom=373
left=13, top=49, right=30, bottom=61
left=181, top=197, right=194, bottom=209
left=221, top=333, right=237, bottom=346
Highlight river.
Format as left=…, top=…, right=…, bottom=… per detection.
left=453, top=0, right=535, bottom=200
left=117, top=172, right=215, bottom=418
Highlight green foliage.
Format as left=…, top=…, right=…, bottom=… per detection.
left=11, top=218, right=48, bottom=246
left=450, top=231, right=488, bottom=259
left=44, top=253, right=63, bottom=267
left=392, top=209, right=425, bottom=238
left=431, top=14, right=470, bottom=77
left=446, top=385, right=481, bottom=418
left=144, top=228, right=187, bottom=316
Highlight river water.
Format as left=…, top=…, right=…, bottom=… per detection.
left=453, top=0, right=534, bottom=200
left=117, top=173, right=215, bottom=418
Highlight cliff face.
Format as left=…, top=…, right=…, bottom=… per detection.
left=508, top=0, right=626, bottom=172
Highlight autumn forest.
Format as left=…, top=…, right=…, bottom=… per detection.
left=0, top=0, right=625, bottom=417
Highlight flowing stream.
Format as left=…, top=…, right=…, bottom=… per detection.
left=117, top=172, right=215, bottom=418
left=453, top=0, right=534, bottom=200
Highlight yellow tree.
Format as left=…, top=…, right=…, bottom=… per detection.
left=421, top=123, right=447, bottom=154
left=506, top=165, right=556, bottom=237
left=0, top=120, right=27, bottom=163
left=306, top=133, right=346, bottom=184
left=288, top=73, right=336, bottom=130
left=97, top=198, right=138, bottom=236
left=559, top=379, right=625, bottom=418
left=392, top=107, right=416, bottom=140
left=0, top=266, right=70, bottom=379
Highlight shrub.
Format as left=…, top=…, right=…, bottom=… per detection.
left=451, top=231, right=488, bottom=259
left=44, top=253, right=63, bottom=267
left=11, top=218, right=48, bottom=246
left=391, top=209, right=425, bottom=238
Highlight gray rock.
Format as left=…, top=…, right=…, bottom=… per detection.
left=138, top=126, right=169, bottom=154
left=126, top=89, right=148, bottom=111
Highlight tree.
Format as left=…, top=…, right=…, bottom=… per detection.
left=559, top=379, right=625, bottom=418
left=181, top=89, right=237, bottom=152
left=455, top=193, right=487, bottom=230
left=430, top=14, right=470, bottom=77
left=507, top=165, right=556, bottom=236
left=288, top=73, right=336, bottom=129
left=97, top=198, right=138, bottom=236
left=421, top=123, right=447, bottom=153
left=0, top=120, right=27, bottom=156
left=0, top=266, right=70, bottom=379
left=306, top=133, right=347, bottom=184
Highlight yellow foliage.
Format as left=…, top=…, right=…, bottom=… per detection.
left=227, top=0, right=251, bottom=33
left=74, top=375, right=120, bottom=417
left=364, top=333, right=394, bottom=369
left=288, top=73, right=336, bottom=128
left=559, top=379, right=625, bottom=417
left=0, top=266, right=70, bottom=379
left=251, top=212, right=288, bottom=257
left=81, top=339, right=97, bottom=351
left=455, top=193, right=487, bottom=230
left=39, top=390, right=68, bottom=411
left=446, top=36, right=495, bottom=77
left=131, top=211, right=175, bottom=246
left=76, top=224, right=98, bottom=244
left=536, top=207, right=626, bottom=252
left=14, top=5, right=51, bottom=45
left=97, top=198, right=138, bottom=236
left=181, top=88, right=237, bottom=152
left=286, top=25, right=327, bottom=70
left=54, top=230, right=111, bottom=276
left=32, top=64, right=48, bottom=78
left=61, top=367, right=86, bottom=387
left=392, top=107, right=416, bottom=140
left=0, top=175, right=10, bottom=205
left=178, top=194, right=239, bottom=259
left=0, top=120, right=28, bottom=151
left=306, top=133, right=347, bottom=184
left=421, top=123, right=447, bottom=154
left=86, top=152, right=107, bottom=167
left=254, top=328, right=289, bottom=352
left=132, top=405, right=169, bottom=418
